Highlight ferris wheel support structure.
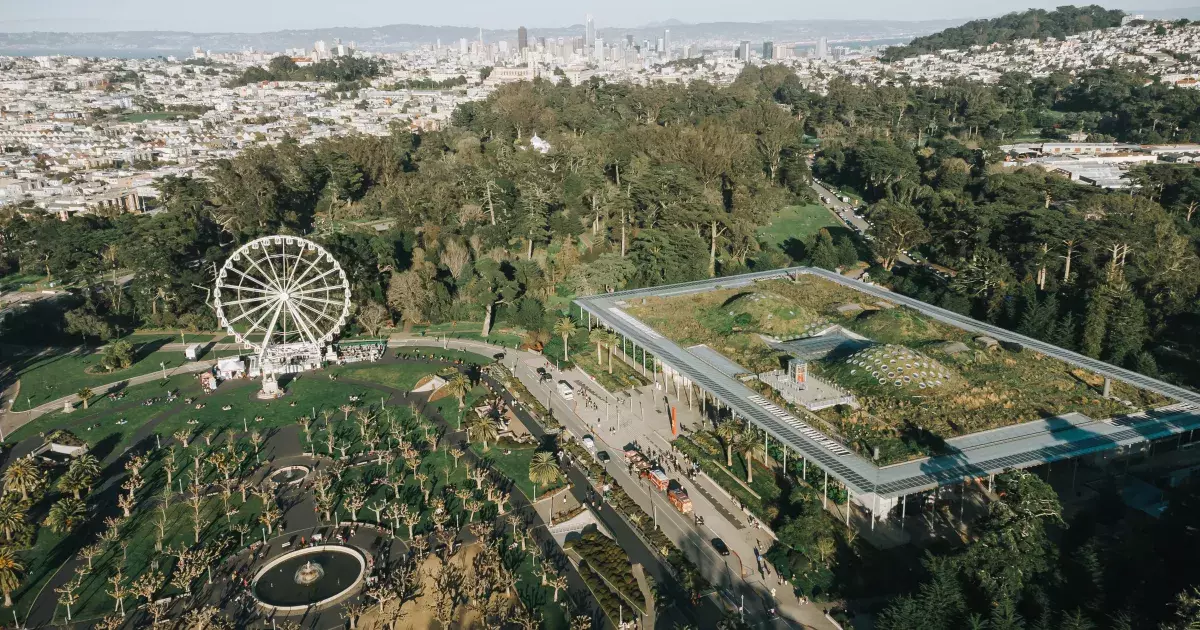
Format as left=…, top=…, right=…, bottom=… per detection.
left=213, top=235, right=351, bottom=397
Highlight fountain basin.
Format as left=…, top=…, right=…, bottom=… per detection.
left=251, top=545, right=366, bottom=612
left=269, top=465, right=311, bottom=486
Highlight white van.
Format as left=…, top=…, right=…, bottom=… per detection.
left=557, top=380, right=574, bottom=400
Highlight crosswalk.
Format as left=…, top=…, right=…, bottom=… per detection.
left=747, top=394, right=850, bottom=456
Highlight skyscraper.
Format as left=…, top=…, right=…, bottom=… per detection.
left=663, top=29, right=671, bottom=60
left=518, top=26, right=528, bottom=52
left=585, top=14, right=595, bottom=48
left=594, top=37, right=604, bottom=60
left=738, top=40, right=751, bottom=63
left=817, top=37, right=828, bottom=59
left=626, top=34, right=634, bottom=47
left=763, top=41, right=774, bottom=60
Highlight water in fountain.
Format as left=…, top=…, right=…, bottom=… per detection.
left=294, top=559, right=325, bottom=585
left=253, top=548, right=364, bottom=608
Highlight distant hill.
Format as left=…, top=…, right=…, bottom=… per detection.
left=0, top=18, right=965, bottom=57
left=880, top=4, right=1126, bottom=61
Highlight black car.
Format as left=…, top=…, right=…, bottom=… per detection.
left=711, top=538, right=730, bottom=556
left=596, top=451, right=611, bottom=463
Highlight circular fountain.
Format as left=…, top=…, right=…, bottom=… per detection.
left=251, top=545, right=366, bottom=612
left=268, top=465, right=311, bottom=486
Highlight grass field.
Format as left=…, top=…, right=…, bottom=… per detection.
left=407, top=322, right=524, bottom=348
left=758, top=204, right=842, bottom=251
left=0, top=272, right=46, bottom=293
left=11, top=346, right=191, bottom=411
left=471, top=440, right=563, bottom=501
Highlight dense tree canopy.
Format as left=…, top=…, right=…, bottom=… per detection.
left=882, top=5, right=1127, bottom=61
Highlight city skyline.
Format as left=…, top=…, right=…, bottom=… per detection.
left=4, top=0, right=1200, bottom=33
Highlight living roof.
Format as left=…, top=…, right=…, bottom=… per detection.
left=622, top=274, right=1168, bottom=459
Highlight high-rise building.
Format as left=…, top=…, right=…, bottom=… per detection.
left=763, top=41, right=774, bottom=60
left=816, top=37, right=828, bottom=59
left=663, top=29, right=671, bottom=59
left=594, top=37, right=604, bottom=60
left=518, top=26, right=528, bottom=52
left=738, top=40, right=751, bottom=62
left=459, top=38, right=468, bottom=55
left=585, top=14, right=595, bottom=47
left=626, top=34, right=634, bottom=47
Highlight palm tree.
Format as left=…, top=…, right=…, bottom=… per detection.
left=589, top=328, right=607, bottom=364
left=77, top=387, right=94, bottom=410
left=44, top=497, right=87, bottom=534
left=553, top=317, right=577, bottom=362
left=3, top=458, right=41, bottom=501
left=467, top=415, right=499, bottom=451
left=0, top=502, right=21, bottom=542
left=737, top=430, right=757, bottom=484
left=603, top=331, right=620, bottom=373
left=0, top=549, right=21, bottom=608
left=528, top=452, right=558, bottom=502
left=715, top=421, right=739, bottom=468
left=71, top=454, right=101, bottom=481
left=56, top=467, right=88, bottom=500
left=443, top=373, right=471, bottom=429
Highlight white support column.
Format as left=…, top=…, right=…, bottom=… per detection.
left=823, top=471, right=828, bottom=509
left=802, top=457, right=806, bottom=479
left=902, top=494, right=906, bottom=519
left=846, top=490, right=852, bottom=527
left=871, top=495, right=877, bottom=531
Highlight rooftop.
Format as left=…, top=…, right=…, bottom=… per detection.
left=575, top=267, right=1200, bottom=499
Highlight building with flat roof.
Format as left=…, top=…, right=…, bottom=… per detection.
left=574, top=267, right=1200, bottom=528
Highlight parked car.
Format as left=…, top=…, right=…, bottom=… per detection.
left=711, top=538, right=730, bottom=556
left=582, top=435, right=595, bottom=451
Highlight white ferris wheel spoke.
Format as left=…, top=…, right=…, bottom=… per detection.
left=293, top=294, right=346, bottom=309
left=221, top=284, right=282, bottom=297
left=225, top=265, right=277, bottom=293
left=220, top=295, right=276, bottom=308
left=284, top=244, right=306, bottom=290
left=293, top=298, right=340, bottom=330
left=222, top=298, right=276, bottom=328
left=257, top=299, right=287, bottom=357
left=285, top=299, right=321, bottom=346
left=286, top=253, right=324, bottom=293
left=288, top=285, right=347, bottom=297
left=243, top=253, right=285, bottom=293
left=290, top=267, right=341, bottom=294
left=261, top=245, right=285, bottom=293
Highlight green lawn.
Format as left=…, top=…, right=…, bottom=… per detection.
left=759, top=204, right=842, bottom=250
left=8, top=374, right=196, bottom=448
left=470, top=440, right=563, bottom=502
left=408, top=322, right=523, bottom=348
left=12, top=347, right=192, bottom=411
left=0, top=271, right=46, bottom=293
left=152, top=376, right=382, bottom=439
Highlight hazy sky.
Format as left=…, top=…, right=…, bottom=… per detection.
left=1, top=0, right=1197, bottom=32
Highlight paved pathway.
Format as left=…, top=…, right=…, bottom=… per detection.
left=399, top=337, right=838, bottom=629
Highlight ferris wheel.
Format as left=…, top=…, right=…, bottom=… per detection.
left=213, top=235, right=351, bottom=362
